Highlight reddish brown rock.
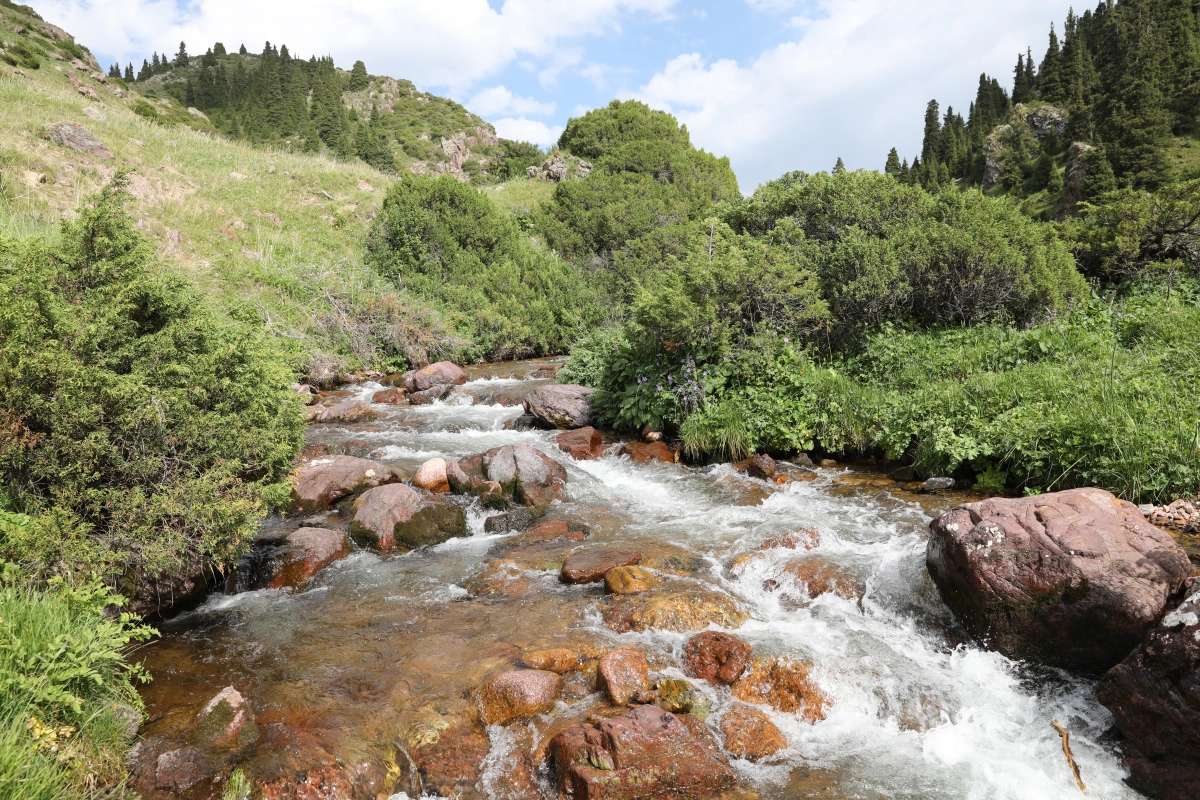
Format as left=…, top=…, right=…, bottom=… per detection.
left=684, top=632, right=753, bottom=685
left=550, top=705, right=737, bottom=799
left=735, top=454, right=777, bottom=480
left=732, top=658, right=827, bottom=723
left=155, top=746, right=208, bottom=793
left=371, top=386, right=406, bottom=404
left=927, top=487, right=1191, bottom=672
left=350, top=484, right=466, bottom=551
left=605, top=565, right=661, bottom=595
left=409, top=383, right=454, bottom=404
left=603, top=589, right=748, bottom=634
left=401, top=361, right=468, bottom=393
left=761, top=527, right=822, bottom=551
left=522, top=648, right=585, bottom=673
left=259, top=759, right=389, bottom=800
left=313, top=398, right=377, bottom=424
left=561, top=547, right=642, bottom=584
left=413, top=457, right=453, bottom=494
left=412, top=722, right=491, bottom=799
left=555, top=426, right=605, bottom=460
left=483, top=443, right=568, bottom=507
left=193, top=686, right=259, bottom=761
left=1097, top=579, right=1200, bottom=800
left=504, top=519, right=586, bottom=548
left=523, top=384, right=595, bottom=429
left=289, top=455, right=396, bottom=512
left=620, top=441, right=677, bottom=464
left=720, top=704, right=787, bottom=762
left=267, top=528, right=346, bottom=589
left=782, top=557, right=864, bottom=602
left=598, top=649, right=650, bottom=705
left=480, top=670, right=563, bottom=725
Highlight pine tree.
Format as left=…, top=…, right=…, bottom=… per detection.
left=348, top=60, right=369, bottom=91
left=174, top=41, right=189, bottom=68
left=1038, top=24, right=1065, bottom=104
left=214, top=42, right=226, bottom=56
left=1082, top=147, right=1117, bottom=200
left=137, top=59, right=151, bottom=82
left=151, top=52, right=160, bottom=71
left=1013, top=53, right=1033, bottom=104
left=921, top=99, right=942, bottom=164
left=108, top=64, right=120, bottom=79
left=124, top=63, right=134, bottom=82
left=833, top=157, right=846, bottom=174
left=885, top=148, right=902, bottom=176
left=239, top=44, right=247, bottom=55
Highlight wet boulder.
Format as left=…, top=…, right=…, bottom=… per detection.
left=266, top=527, right=347, bottom=589
left=350, top=484, right=466, bottom=551
left=289, top=455, right=398, bottom=512
left=371, top=386, right=407, bottom=404
left=313, top=398, right=378, bottom=424
left=409, top=383, right=454, bottom=405
left=926, top=487, right=1191, bottom=672
left=603, top=588, right=748, bottom=634
left=522, top=384, right=594, bottom=429
left=411, top=720, right=491, bottom=799
left=734, top=454, right=777, bottom=480
left=604, top=565, right=661, bottom=595
left=483, top=443, right=568, bottom=507
left=413, top=457, right=454, bottom=494
left=1097, top=579, right=1200, bottom=800
left=401, top=361, right=468, bottom=393
left=782, top=557, right=864, bottom=602
left=483, top=505, right=546, bottom=533
left=550, top=705, right=737, bottom=799
left=480, top=670, right=563, bottom=725
left=619, top=441, right=677, bottom=464
left=555, top=426, right=605, bottom=460
left=684, top=632, right=753, bottom=685
left=522, top=648, right=587, bottom=674
left=560, top=547, right=642, bottom=584
left=154, top=746, right=208, bottom=793
left=720, top=704, right=787, bottom=762
left=192, top=686, right=259, bottom=762
left=598, top=649, right=650, bottom=705
left=732, top=658, right=828, bottom=723
left=761, top=528, right=822, bottom=551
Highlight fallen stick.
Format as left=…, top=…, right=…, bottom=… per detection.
left=1052, top=721, right=1088, bottom=794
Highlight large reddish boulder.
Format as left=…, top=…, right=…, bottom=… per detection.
left=555, top=426, right=605, bottom=460
left=413, top=458, right=454, bottom=494
left=619, top=441, right=676, bottom=464
left=549, top=705, right=737, bottom=799
left=684, top=632, right=753, bottom=685
left=522, top=384, right=594, bottom=429
left=598, top=649, right=650, bottom=705
left=560, top=547, right=642, bottom=584
left=734, top=454, right=777, bottom=480
left=732, top=659, right=827, bottom=723
left=350, top=484, right=466, bottom=551
left=401, top=361, right=468, bottom=393
left=289, top=456, right=397, bottom=512
left=266, top=528, right=347, bottom=589
left=481, top=443, right=567, bottom=507
left=1097, top=579, right=1200, bottom=800
left=720, top=704, right=787, bottom=762
left=927, top=488, right=1191, bottom=673
left=313, top=398, right=378, bottom=424
left=480, top=670, right=563, bottom=725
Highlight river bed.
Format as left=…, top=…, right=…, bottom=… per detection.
left=136, top=361, right=1141, bottom=799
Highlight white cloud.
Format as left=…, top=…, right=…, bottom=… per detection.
left=492, top=117, right=564, bottom=146
left=35, top=0, right=678, bottom=92
left=635, top=0, right=1075, bottom=191
left=468, top=85, right=555, bottom=118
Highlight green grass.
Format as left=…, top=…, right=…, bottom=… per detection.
left=479, top=177, right=556, bottom=217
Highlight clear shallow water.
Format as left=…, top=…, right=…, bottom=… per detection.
left=138, top=365, right=1140, bottom=799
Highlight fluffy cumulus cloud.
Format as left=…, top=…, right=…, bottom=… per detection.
left=491, top=118, right=564, bottom=146
left=636, top=0, right=1076, bottom=190
left=468, top=85, right=556, bottom=118
left=35, top=0, right=677, bottom=91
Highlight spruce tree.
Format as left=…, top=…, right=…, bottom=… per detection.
left=174, top=41, right=189, bottom=68
left=214, top=42, right=226, bottom=56
left=108, top=64, right=120, bottom=79
left=1013, top=53, right=1033, bottom=104
left=833, top=157, right=846, bottom=174
left=1038, top=24, right=1065, bottom=104
left=921, top=99, right=942, bottom=164
left=348, top=60, right=369, bottom=91
left=885, top=148, right=902, bottom=176
left=151, top=52, right=160, bottom=71
left=137, top=59, right=151, bottom=81
left=239, top=44, right=247, bottom=55
left=124, top=63, right=134, bottom=82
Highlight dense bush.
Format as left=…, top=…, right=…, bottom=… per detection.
left=365, top=173, right=604, bottom=360
left=0, top=177, right=305, bottom=586
left=0, top=564, right=154, bottom=797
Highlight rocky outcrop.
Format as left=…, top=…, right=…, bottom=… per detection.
left=289, top=456, right=397, bottom=512
left=720, top=704, right=787, bottom=762
left=350, top=484, right=466, bottom=551
left=265, top=528, right=347, bottom=589
left=522, top=384, right=594, bottom=429
left=527, top=151, right=593, bottom=182
left=555, top=426, right=605, bottom=459
left=479, top=670, right=562, bottom=725
left=45, top=121, right=112, bottom=159
left=560, top=547, right=642, bottom=584
left=598, top=649, right=650, bottom=705
left=1097, top=579, right=1200, bottom=800
left=926, top=488, right=1191, bottom=673
left=549, top=705, right=737, bottom=799
left=982, top=125, right=1010, bottom=191
left=1058, top=142, right=1095, bottom=219
left=1017, top=103, right=1068, bottom=140
left=684, top=632, right=752, bottom=685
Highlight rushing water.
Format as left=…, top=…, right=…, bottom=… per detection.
left=137, top=362, right=1142, bottom=799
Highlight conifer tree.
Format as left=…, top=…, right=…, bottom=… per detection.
left=885, top=148, right=902, bottom=176
left=1013, top=53, right=1033, bottom=104
left=214, top=42, right=226, bottom=56
left=921, top=99, right=942, bottom=164
left=108, top=64, right=120, bottom=79
left=1038, top=24, right=1065, bottom=104
left=137, top=59, right=151, bottom=81
left=124, top=63, right=134, bottom=82
left=833, top=157, right=846, bottom=174
left=348, top=60, right=369, bottom=91
left=151, top=52, right=160, bottom=71
left=174, top=41, right=189, bottom=68
left=239, top=44, right=247, bottom=55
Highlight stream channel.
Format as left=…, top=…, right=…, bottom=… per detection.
left=136, top=360, right=1142, bottom=800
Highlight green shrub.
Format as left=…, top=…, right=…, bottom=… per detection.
left=0, top=176, right=305, bottom=586
left=365, top=173, right=604, bottom=360
left=130, top=100, right=161, bottom=122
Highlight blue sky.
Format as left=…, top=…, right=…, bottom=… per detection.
left=36, top=0, right=1077, bottom=191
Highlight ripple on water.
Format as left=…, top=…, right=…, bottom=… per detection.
left=138, top=363, right=1140, bottom=800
